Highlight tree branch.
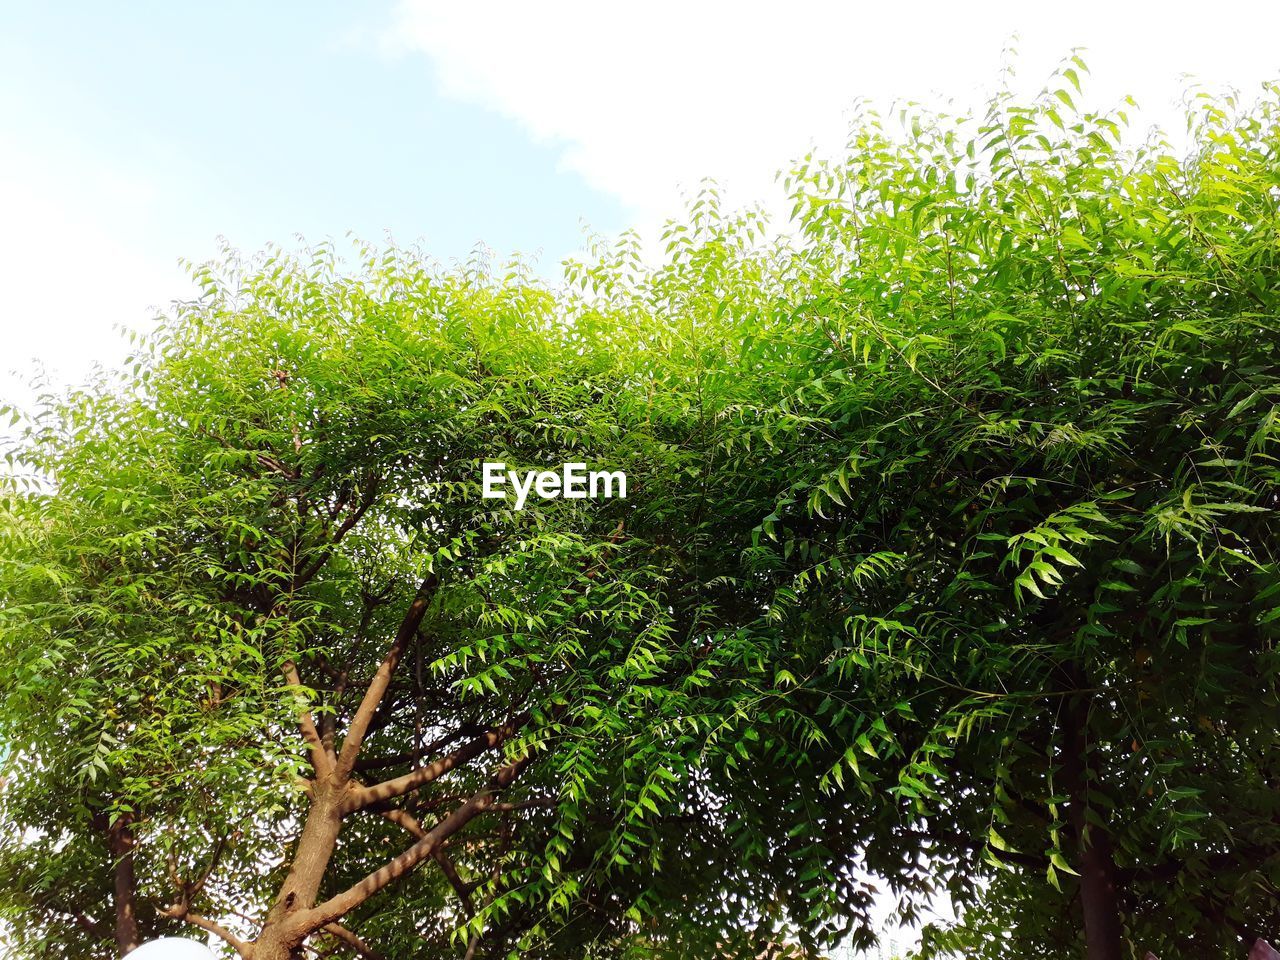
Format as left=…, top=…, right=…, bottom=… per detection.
left=342, top=716, right=526, bottom=814
left=376, top=807, right=426, bottom=840
left=190, top=831, right=232, bottom=899
left=283, top=660, right=332, bottom=777
left=352, top=727, right=475, bottom=773
left=303, top=753, right=531, bottom=930
left=432, top=848, right=476, bottom=915
left=292, top=478, right=380, bottom=591
left=487, top=798, right=555, bottom=813
left=159, top=904, right=252, bottom=958
left=334, top=572, right=439, bottom=780
left=36, top=899, right=107, bottom=939
left=321, top=921, right=385, bottom=960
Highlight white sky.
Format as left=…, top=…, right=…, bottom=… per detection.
left=391, top=0, right=1280, bottom=220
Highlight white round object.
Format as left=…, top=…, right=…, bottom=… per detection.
left=129, top=939, right=215, bottom=960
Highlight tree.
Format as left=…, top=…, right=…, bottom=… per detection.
left=0, top=238, right=874, bottom=959
left=3, top=60, right=1279, bottom=960
left=723, top=62, right=1280, bottom=958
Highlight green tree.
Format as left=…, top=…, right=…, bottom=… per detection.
left=0, top=239, right=862, bottom=960
left=4, top=60, right=1280, bottom=960
left=728, top=63, right=1280, bottom=959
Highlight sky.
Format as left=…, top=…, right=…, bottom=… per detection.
left=3, top=1, right=1280, bottom=406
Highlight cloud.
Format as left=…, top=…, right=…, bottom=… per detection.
left=0, top=133, right=191, bottom=408
left=390, top=0, right=1280, bottom=229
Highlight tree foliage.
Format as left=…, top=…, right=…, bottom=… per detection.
left=2, top=61, right=1279, bottom=960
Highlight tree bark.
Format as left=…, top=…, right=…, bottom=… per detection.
left=205, top=573, right=534, bottom=960
left=1062, top=684, right=1124, bottom=960
left=1076, top=808, right=1124, bottom=960
left=253, top=780, right=347, bottom=960
left=107, top=812, right=140, bottom=956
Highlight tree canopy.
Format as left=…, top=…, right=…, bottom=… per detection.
left=2, top=62, right=1278, bottom=960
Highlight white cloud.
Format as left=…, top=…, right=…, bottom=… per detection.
left=390, top=0, right=1280, bottom=229
left=0, top=132, right=192, bottom=409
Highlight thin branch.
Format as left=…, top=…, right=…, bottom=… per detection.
left=35, top=899, right=107, bottom=939
left=432, top=849, right=476, bottom=915
left=292, top=478, right=380, bottom=591
left=159, top=905, right=252, bottom=958
left=376, top=807, right=426, bottom=840
left=190, top=831, right=232, bottom=899
left=321, top=921, right=385, bottom=960
left=283, top=660, right=332, bottom=776
left=324, top=599, right=381, bottom=750
left=352, top=728, right=473, bottom=773
left=487, top=798, right=555, bottom=813
left=343, top=717, right=525, bottom=814
left=256, top=452, right=300, bottom=480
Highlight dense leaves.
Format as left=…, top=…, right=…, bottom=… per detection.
left=2, top=62, right=1278, bottom=960
left=732, top=67, right=1280, bottom=957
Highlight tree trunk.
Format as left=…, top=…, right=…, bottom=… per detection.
left=249, top=937, right=304, bottom=960
left=1062, top=685, right=1124, bottom=960
left=254, top=781, right=347, bottom=959
left=1076, top=809, right=1124, bottom=960
left=107, top=812, right=140, bottom=956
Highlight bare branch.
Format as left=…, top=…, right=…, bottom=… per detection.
left=159, top=905, right=253, bottom=958
left=376, top=807, right=426, bottom=840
